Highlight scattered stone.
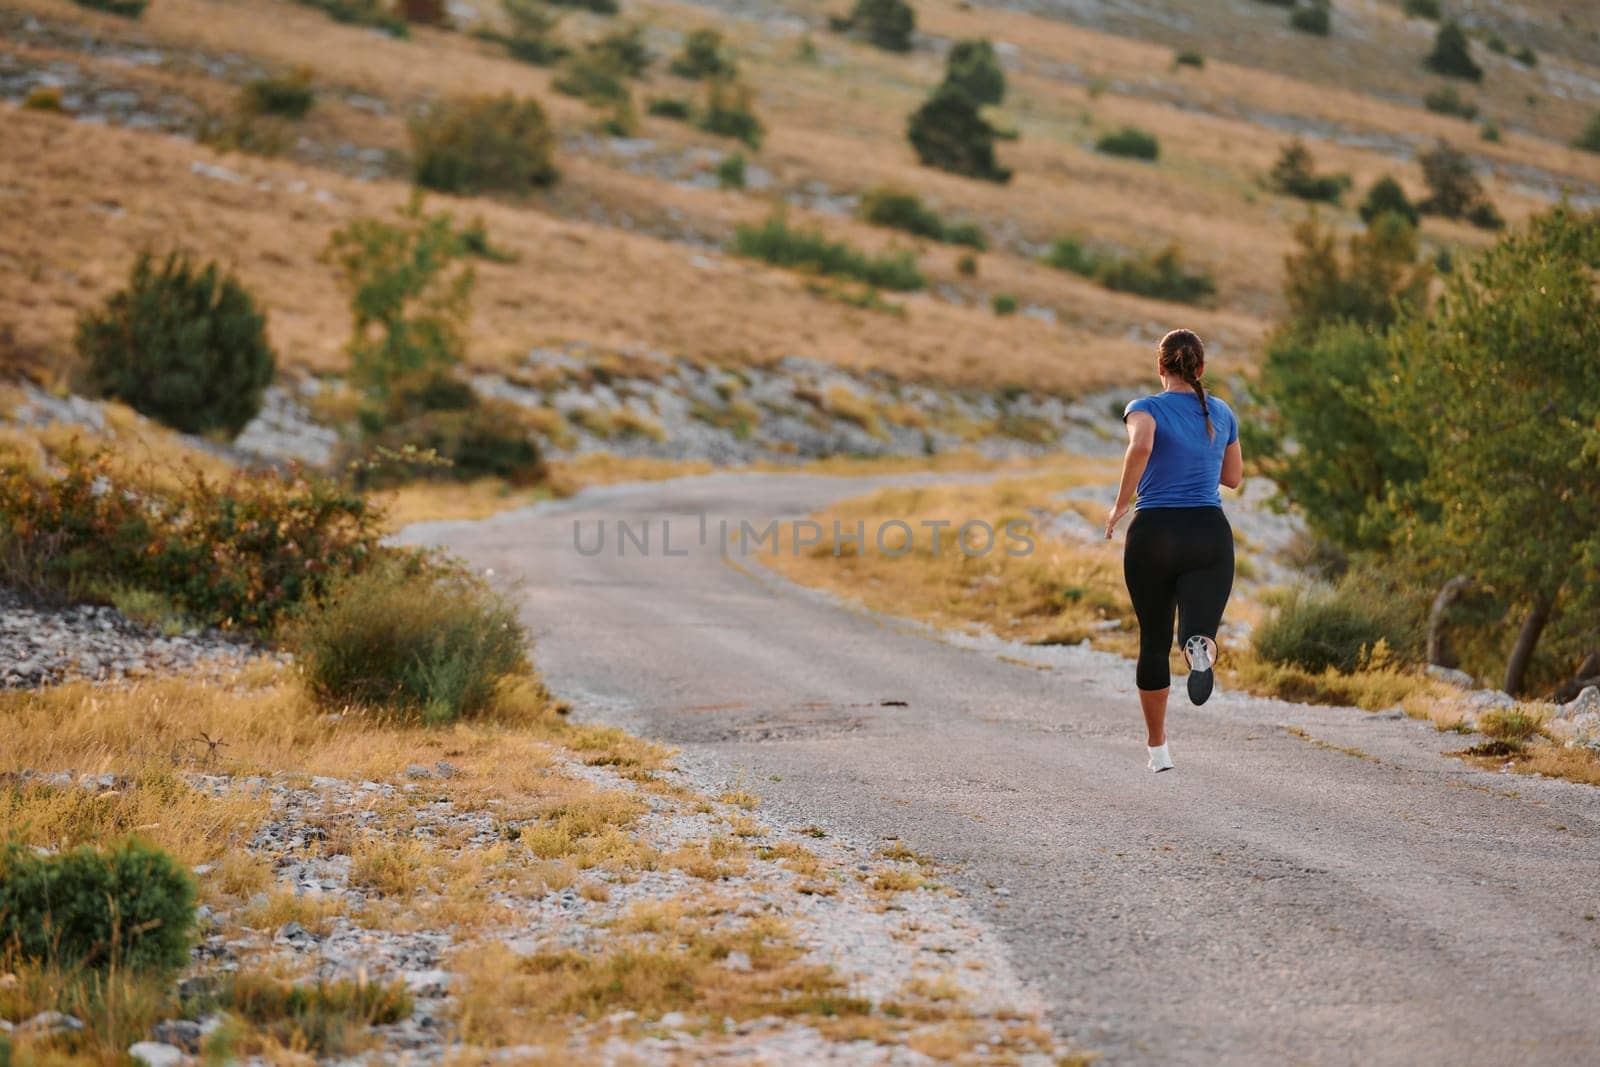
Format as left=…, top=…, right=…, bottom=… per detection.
left=434, top=760, right=462, bottom=778
left=1561, top=686, right=1600, bottom=716
left=723, top=950, right=752, bottom=972
left=403, top=969, right=451, bottom=997
left=21, top=1011, right=84, bottom=1037
left=1425, top=665, right=1476, bottom=690
left=150, top=1019, right=205, bottom=1053
left=405, top=764, right=435, bottom=779
left=1464, top=690, right=1516, bottom=713
left=127, top=1041, right=187, bottom=1067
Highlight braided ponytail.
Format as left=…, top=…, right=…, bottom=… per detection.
left=1158, top=328, right=1214, bottom=440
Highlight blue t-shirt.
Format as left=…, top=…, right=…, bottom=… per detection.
left=1122, top=392, right=1238, bottom=509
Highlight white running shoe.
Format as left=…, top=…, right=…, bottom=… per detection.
left=1147, top=742, right=1174, bottom=773
left=1184, top=635, right=1215, bottom=706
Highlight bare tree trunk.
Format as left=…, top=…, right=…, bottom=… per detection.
left=1426, top=574, right=1474, bottom=667
left=1503, top=595, right=1555, bottom=696
left=1550, top=649, right=1600, bottom=704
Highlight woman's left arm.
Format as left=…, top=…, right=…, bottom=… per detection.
left=1106, top=411, right=1156, bottom=539
left=1220, top=440, right=1244, bottom=490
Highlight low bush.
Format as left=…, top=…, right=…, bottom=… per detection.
left=907, top=85, right=1011, bottom=183
left=553, top=51, right=631, bottom=105
left=225, top=973, right=412, bottom=1055
left=1423, top=84, right=1477, bottom=120
left=1417, top=140, right=1501, bottom=228
left=733, top=214, right=924, bottom=291
left=717, top=152, right=746, bottom=190
left=0, top=448, right=384, bottom=632
left=1173, top=48, right=1204, bottom=68
left=1513, top=44, right=1537, bottom=67
left=1402, top=0, right=1439, bottom=19
left=1357, top=175, right=1419, bottom=227
left=1253, top=590, right=1394, bottom=674
left=696, top=78, right=764, bottom=148
left=242, top=68, right=316, bottom=120
left=1425, top=19, right=1482, bottom=81
left=78, top=250, right=276, bottom=438
left=23, top=87, right=64, bottom=111
left=1095, top=125, right=1159, bottom=161
left=358, top=372, right=545, bottom=487
left=69, top=0, right=146, bottom=16
left=591, top=23, right=653, bottom=77
left=292, top=563, right=528, bottom=723
left=0, top=838, right=195, bottom=976
left=410, top=94, right=558, bottom=195
left=545, top=0, right=619, bottom=12
left=943, top=39, right=1005, bottom=107
left=1289, top=3, right=1330, bottom=36
left=991, top=292, right=1017, bottom=315
left=833, top=0, right=915, bottom=52
left=1044, top=236, right=1215, bottom=305
left=647, top=96, right=693, bottom=120
left=670, top=28, right=736, bottom=79
left=857, top=187, right=987, bottom=249
left=1574, top=111, right=1600, bottom=154
left=1477, top=706, right=1545, bottom=748
left=294, top=0, right=409, bottom=37
left=499, top=0, right=567, bottom=65
left=1268, top=138, right=1349, bottom=204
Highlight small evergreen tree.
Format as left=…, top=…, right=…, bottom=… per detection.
left=1358, top=176, right=1419, bottom=227
left=410, top=93, right=558, bottom=194
left=1425, top=20, right=1482, bottom=81
left=838, top=0, right=915, bottom=53
left=78, top=251, right=276, bottom=437
left=1573, top=111, right=1600, bottom=154
left=670, top=28, right=736, bottom=79
left=1268, top=138, right=1349, bottom=203
left=943, top=39, right=1005, bottom=107
left=907, top=85, right=1010, bottom=183
left=1417, top=141, right=1500, bottom=228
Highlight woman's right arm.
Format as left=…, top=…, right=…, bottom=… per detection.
left=1220, top=440, right=1243, bottom=490
left=1106, top=411, right=1156, bottom=539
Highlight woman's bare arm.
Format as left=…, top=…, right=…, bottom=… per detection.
left=1220, top=440, right=1243, bottom=490
left=1106, top=411, right=1156, bottom=539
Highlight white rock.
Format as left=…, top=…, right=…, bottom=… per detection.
left=659, top=1011, right=688, bottom=1029
left=1561, top=686, right=1600, bottom=716
left=403, top=968, right=452, bottom=997
left=128, top=1041, right=187, bottom=1067
left=1425, top=664, right=1475, bottom=689
left=1463, top=690, right=1516, bottom=712
left=723, top=950, right=752, bottom=973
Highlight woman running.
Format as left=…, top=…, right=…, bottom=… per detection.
left=1104, top=329, right=1242, bottom=773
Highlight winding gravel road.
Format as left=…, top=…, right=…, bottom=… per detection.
left=405, top=472, right=1600, bottom=1065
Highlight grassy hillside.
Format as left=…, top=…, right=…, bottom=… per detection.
left=2, top=0, right=1597, bottom=397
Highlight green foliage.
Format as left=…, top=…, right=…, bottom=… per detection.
left=647, top=96, right=693, bottom=120
left=242, top=68, right=316, bottom=119
left=1043, top=236, right=1215, bottom=306
left=324, top=196, right=475, bottom=395
left=357, top=370, right=544, bottom=487
left=1268, top=138, right=1349, bottom=203
left=1423, top=84, right=1477, bottom=119
left=23, top=87, right=64, bottom=111
left=857, top=187, right=986, bottom=248
left=1417, top=141, right=1500, bottom=228
left=956, top=251, right=978, bottom=276
left=1281, top=212, right=1431, bottom=332
left=499, top=0, right=568, bottom=65
left=1358, top=176, right=1420, bottom=226
left=591, top=23, right=653, bottom=77
left=990, top=292, right=1017, bottom=315
left=670, top=28, right=736, bottom=79
left=1289, top=3, right=1330, bottom=36
left=1173, top=48, right=1204, bottom=69
left=0, top=839, right=195, bottom=977
left=225, top=973, right=412, bottom=1055
left=294, top=0, right=409, bottom=37
left=77, top=250, right=275, bottom=438
left=1573, top=111, right=1600, bottom=154
left=907, top=85, right=1011, bottom=183
left=456, top=217, right=518, bottom=263
left=1402, top=0, right=1439, bottom=19
left=292, top=563, right=529, bottom=723
left=717, top=152, right=746, bottom=190
left=554, top=50, right=631, bottom=105
left=1512, top=44, right=1536, bottom=67
left=732, top=213, right=924, bottom=291
left=696, top=78, right=764, bottom=148
left=0, top=448, right=384, bottom=630
left=835, top=0, right=916, bottom=52
left=1479, top=120, right=1500, bottom=143
left=1094, top=126, right=1159, bottom=161
left=68, top=0, right=147, bottom=16
left=1253, top=590, right=1394, bottom=673
left=1425, top=20, right=1482, bottom=81
left=943, top=39, right=1005, bottom=107
left=545, top=0, right=618, bottom=13
left=410, top=93, right=558, bottom=195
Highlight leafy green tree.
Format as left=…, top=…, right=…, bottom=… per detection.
left=410, top=93, right=558, bottom=195
left=943, top=39, right=1005, bottom=107
left=1417, top=141, right=1501, bottom=229
left=670, top=28, right=736, bottom=79
left=324, top=196, right=475, bottom=395
left=1358, top=175, right=1419, bottom=227
left=1380, top=208, right=1600, bottom=693
left=1269, top=138, right=1349, bottom=204
left=1282, top=212, right=1431, bottom=333
left=838, top=0, right=915, bottom=53
left=1425, top=19, right=1482, bottom=81
left=78, top=250, right=276, bottom=437
left=1573, top=110, right=1600, bottom=154
left=908, top=85, right=1009, bottom=182
left=500, top=0, right=568, bottom=65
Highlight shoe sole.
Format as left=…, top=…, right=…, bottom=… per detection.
left=1184, top=636, right=1215, bottom=706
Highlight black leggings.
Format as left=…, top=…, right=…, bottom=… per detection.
left=1123, top=506, right=1234, bottom=691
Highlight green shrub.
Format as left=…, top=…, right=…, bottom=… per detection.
left=1423, top=84, right=1477, bottom=120
left=78, top=250, right=275, bottom=438
left=499, top=0, right=567, bottom=65
left=1477, top=706, right=1544, bottom=747
left=1425, top=20, right=1482, bottom=81
left=1043, top=236, right=1215, bottom=305
left=696, top=78, right=763, bottom=148
left=857, top=187, right=986, bottom=248
left=1573, top=112, right=1600, bottom=154
left=1268, top=138, right=1349, bottom=203
left=670, top=28, right=736, bottom=79
left=0, top=839, right=195, bottom=976
left=68, top=0, right=146, bottom=16
left=1253, top=591, right=1393, bottom=674
left=907, top=85, right=1011, bottom=183
left=1173, top=48, right=1204, bottom=69
left=456, top=217, right=518, bottom=263
left=733, top=213, right=924, bottom=290
left=1402, top=0, right=1439, bottom=19
left=1512, top=44, right=1536, bottom=67
left=295, top=0, right=408, bottom=37
left=23, top=87, right=64, bottom=111
left=834, top=0, right=915, bottom=52
left=591, top=23, right=653, bottom=77
left=1417, top=140, right=1499, bottom=227
left=355, top=369, right=543, bottom=486
left=0, top=448, right=385, bottom=631
left=293, top=564, right=529, bottom=723
left=1358, top=175, right=1420, bottom=227
left=225, top=973, right=412, bottom=1055
left=242, top=69, right=316, bottom=119
left=990, top=292, right=1017, bottom=315
left=717, top=152, right=746, bottom=190
left=325, top=197, right=475, bottom=394
left=1289, top=3, right=1330, bottom=36
left=553, top=51, right=631, bottom=105
left=410, top=94, right=558, bottom=195
left=1094, top=125, right=1159, bottom=161
left=647, top=96, right=693, bottom=120
left=943, top=39, right=1005, bottom=107
left=956, top=251, right=978, bottom=276
left=545, top=0, right=618, bottom=12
